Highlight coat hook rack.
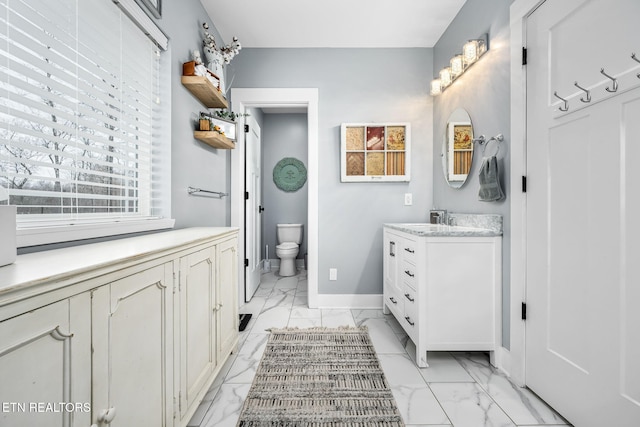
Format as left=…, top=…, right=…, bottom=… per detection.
left=574, top=81, right=591, bottom=103
left=600, top=68, right=618, bottom=92
left=187, top=186, right=229, bottom=198
left=632, top=53, right=640, bottom=79
left=554, top=91, right=569, bottom=112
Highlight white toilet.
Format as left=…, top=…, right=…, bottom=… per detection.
left=276, top=224, right=303, bottom=277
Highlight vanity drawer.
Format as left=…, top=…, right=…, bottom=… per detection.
left=401, top=260, right=417, bottom=290
left=401, top=239, right=417, bottom=263
left=403, top=287, right=418, bottom=339
left=385, top=289, right=403, bottom=316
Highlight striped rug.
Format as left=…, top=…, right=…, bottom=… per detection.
left=236, top=327, right=405, bottom=426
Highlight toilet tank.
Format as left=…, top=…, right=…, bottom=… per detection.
left=277, top=224, right=303, bottom=244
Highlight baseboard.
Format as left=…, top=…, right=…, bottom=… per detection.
left=316, top=294, right=383, bottom=309
left=495, top=346, right=512, bottom=379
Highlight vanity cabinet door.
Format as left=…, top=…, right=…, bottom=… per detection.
left=92, top=262, right=174, bottom=427
left=383, top=230, right=403, bottom=315
left=0, top=295, right=91, bottom=427
left=177, top=246, right=217, bottom=423
left=217, top=236, right=238, bottom=359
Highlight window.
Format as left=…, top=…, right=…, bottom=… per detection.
left=0, top=0, right=172, bottom=245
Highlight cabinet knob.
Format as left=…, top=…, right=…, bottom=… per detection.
left=98, top=407, right=116, bottom=424
left=404, top=293, right=414, bottom=302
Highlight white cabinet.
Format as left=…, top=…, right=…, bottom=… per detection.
left=0, top=295, right=91, bottom=427
left=92, top=262, right=174, bottom=427
left=178, top=247, right=217, bottom=423
left=383, top=226, right=502, bottom=368
left=0, top=228, right=238, bottom=427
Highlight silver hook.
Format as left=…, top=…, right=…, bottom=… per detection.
left=574, top=81, right=591, bottom=103
left=554, top=91, right=569, bottom=112
left=632, top=53, right=640, bottom=79
left=600, top=68, right=618, bottom=92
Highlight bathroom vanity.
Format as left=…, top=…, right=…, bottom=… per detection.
left=383, top=218, right=502, bottom=368
left=0, top=227, right=238, bottom=427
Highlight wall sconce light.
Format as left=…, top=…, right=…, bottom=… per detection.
left=430, top=33, right=488, bottom=96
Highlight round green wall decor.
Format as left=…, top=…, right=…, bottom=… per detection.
left=273, top=157, right=307, bottom=192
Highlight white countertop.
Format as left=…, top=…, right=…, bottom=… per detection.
left=384, top=223, right=502, bottom=237
left=0, top=227, right=238, bottom=304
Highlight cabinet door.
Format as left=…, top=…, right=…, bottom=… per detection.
left=217, top=237, right=238, bottom=358
left=0, top=295, right=91, bottom=427
left=92, top=263, right=174, bottom=427
left=178, top=247, right=217, bottom=421
left=383, top=230, right=403, bottom=313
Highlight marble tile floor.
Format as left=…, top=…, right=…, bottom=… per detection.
left=189, top=269, right=571, bottom=427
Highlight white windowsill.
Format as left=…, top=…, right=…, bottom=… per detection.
left=17, top=218, right=176, bottom=248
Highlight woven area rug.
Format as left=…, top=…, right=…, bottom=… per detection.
left=236, top=327, right=405, bottom=426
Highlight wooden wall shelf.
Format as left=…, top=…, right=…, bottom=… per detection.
left=194, top=131, right=235, bottom=149
left=181, top=76, right=228, bottom=108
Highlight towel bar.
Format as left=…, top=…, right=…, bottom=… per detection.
left=187, top=186, right=229, bottom=198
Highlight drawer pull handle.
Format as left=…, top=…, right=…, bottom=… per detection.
left=404, top=293, right=414, bottom=302
left=404, top=248, right=415, bottom=253
left=404, top=316, right=415, bottom=326
left=389, top=297, right=397, bottom=304
left=404, top=270, right=414, bottom=278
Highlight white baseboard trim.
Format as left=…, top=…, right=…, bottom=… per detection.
left=495, top=346, right=513, bottom=380
left=316, top=294, right=383, bottom=309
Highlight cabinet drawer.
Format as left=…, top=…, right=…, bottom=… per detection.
left=401, top=239, right=417, bottom=263
left=385, top=288, right=403, bottom=314
left=401, top=260, right=417, bottom=290
left=403, top=293, right=418, bottom=339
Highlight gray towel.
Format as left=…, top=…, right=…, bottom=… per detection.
left=478, top=156, right=504, bottom=202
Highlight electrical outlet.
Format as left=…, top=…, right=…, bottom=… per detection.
left=404, top=193, right=413, bottom=206
left=329, top=268, right=337, bottom=281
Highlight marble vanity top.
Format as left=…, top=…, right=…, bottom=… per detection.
left=385, top=213, right=503, bottom=237
left=384, top=223, right=501, bottom=237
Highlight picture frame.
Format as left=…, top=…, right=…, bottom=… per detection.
left=136, top=0, right=161, bottom=19
left=341, top=122, right=411, bottom=182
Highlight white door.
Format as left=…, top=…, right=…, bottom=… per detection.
left=526, top=1, right=640, bottom=426
left=245, top=113, right=262, bottom=301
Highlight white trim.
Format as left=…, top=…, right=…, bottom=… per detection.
left=231, top=88, right=319, bottom=308
left=316, top=294, right=383, bottom=309
left=112, top=0, right=169, bottom=50
left=510, top=0, right=547, bottom=387
left=17, top=218, right=175, bottom=248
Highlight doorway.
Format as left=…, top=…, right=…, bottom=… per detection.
left=230, top=88, right=319, bottom=308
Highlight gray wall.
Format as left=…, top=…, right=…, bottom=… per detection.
left=231, top=49, right=434, bottom=295
left=432, top=0, right=513, bottom=347
left=261, top=114, right=308, bottom=261
left=163, top=0, right=231, bottom=228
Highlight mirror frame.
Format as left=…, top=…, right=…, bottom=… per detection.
left=441, top=108, right=474, bottom=188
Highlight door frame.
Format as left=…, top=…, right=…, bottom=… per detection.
left=509, top=0, right=547, bottom=387
left=230, top=88, right=319, bottom=308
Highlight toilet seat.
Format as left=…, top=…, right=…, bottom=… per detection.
left=276, top=242, right=298, bottom=251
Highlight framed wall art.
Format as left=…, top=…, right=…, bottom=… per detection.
left=341, top=122, right=411, bottom=182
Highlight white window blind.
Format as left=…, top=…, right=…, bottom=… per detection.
left=0, top=0, right=162, bottom=229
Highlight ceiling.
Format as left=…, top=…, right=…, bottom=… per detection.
left=200, top=0, right=467, bottom=48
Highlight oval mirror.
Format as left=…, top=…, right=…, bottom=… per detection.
left=441, top=108, right=474, bottom=188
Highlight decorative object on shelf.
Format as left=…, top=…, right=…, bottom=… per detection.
left=341, top=123, right=411, bottom=182
left=273, top=157, right=307, bottom=192
left=213, top=109, right=249, bottom=122
left=199, top=111, right=237, bottom=140
left=430, top=33, right=488, bottom=96
left=136, top=0, right=161, bottom=19
left=201, top=22, right=242, bottom=94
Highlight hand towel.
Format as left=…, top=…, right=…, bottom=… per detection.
left=478, top=155, right=504, bottom=202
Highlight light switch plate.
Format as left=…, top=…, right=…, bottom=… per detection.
left=404, top=193, right=413, bottom=206
left=329, top=268, right=337, bottom=281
